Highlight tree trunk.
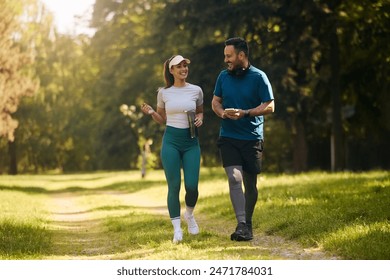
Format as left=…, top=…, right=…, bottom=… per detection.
left=329, top=26, right=344, bottom=171
left=292, top=118, right=308, bottom=172
left=8, top=140, right=17, bottom=175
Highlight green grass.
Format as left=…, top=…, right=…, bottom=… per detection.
left=198, top=170, right=390, bottom=259
left=0, top=190, right=51, bottom=259
left=253, top=171, right=390, bottom=259
left=0, top=169, right=388, bottom=259
left=0, top=220, right=51, bottom=258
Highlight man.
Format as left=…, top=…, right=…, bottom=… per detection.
left=211, top=37, right=275, bottom=241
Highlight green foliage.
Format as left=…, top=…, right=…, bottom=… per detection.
left=1, top=0, right=388, bottom=173
left=0, top=0, right=39, bottom=142
left=88, top=0, right=165, bottom=170
left=14, top=34, right=99, bottom=172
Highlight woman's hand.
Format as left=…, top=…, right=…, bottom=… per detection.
left=141, top=103, right=155, bottom=115
left=195, top=114, right=203, bottom=127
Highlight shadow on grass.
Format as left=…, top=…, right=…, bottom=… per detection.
left=0, top=220, right=52, bottom=259
left=0, top=168, right=225, bottom=196
left=0, top=179, right=166, bottom=196
left=50, top=205, right=138, bottom=216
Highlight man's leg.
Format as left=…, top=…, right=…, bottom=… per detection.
left=243, top=171, right=258, bottom=237
left=225, top=165, right=252, bottom=241
left=241, top=139, right=263, bottom=238
left=224, top=165, right=246, bottom=224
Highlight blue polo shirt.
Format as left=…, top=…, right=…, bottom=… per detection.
left=213, top=66, right=274, bottom=140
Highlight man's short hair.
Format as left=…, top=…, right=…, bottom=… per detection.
left=225, top=37, right=249, bottom=57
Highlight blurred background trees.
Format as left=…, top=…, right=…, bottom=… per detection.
left=1, top=0, right=388, bottom=174
left=0, top=0, right=39, bottom=174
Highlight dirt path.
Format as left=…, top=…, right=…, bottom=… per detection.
left=48, top=193, right=113, bottom=258
left=194, top=214, right=338, bottom=260
left=46, top=190, right=338, bottom=260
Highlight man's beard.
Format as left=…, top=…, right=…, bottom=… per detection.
left=227, top=63, right=248, bottom=76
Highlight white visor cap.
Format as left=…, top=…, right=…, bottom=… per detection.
left=169, top=55, right=191, bottom=68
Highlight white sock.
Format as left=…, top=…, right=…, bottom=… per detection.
left=171, top=217, right=181, bottom=232
left=185, top=205, right=194, bottom=216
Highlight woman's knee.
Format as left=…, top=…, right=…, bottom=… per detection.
left=185, top=188, right=198, bottom=207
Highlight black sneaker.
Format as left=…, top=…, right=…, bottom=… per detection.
left=230, top=222, right=253, bottom=241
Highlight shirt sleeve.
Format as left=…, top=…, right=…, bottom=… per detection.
left=157, top=88, right=165, bottom=108
left=196, top=86, right=204, bottom=106
left=258, top=72, right=274, bottom=102
left=213, top=72, right=223, bottom=97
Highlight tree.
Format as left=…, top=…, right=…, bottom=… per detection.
left=2, top=0, right=387, bottom=174
left=0, top=0, right=39, bottom=174
left=89, top=0, right=165, bottom=170
left=148, top=0, right=390, bottom=172
left=337, top=0, right=390, bottom=170
left=0, top=0, right=38, bottom=142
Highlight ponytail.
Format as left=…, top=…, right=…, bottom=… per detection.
left=163, top=58, right=174, bottom=88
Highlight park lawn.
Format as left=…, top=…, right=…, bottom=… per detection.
left=0, top=188, right=51, bottom=259
left=0, top=169, right=389, bottom=260
left=201, top=170, right=390, bottom=260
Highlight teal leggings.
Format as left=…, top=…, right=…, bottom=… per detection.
left=161, top=126, right=200, bottom=219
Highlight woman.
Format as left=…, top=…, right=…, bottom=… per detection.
left=141, top=55, right=204, bottom=243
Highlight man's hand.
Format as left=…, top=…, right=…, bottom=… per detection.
left=224, top=108, right=242, bottom=119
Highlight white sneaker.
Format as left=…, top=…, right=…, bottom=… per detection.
left=184, top=211, right=199, bottom=235
left=172, top=229, right=183, bottom=243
